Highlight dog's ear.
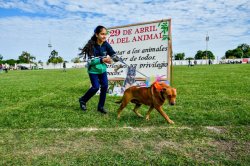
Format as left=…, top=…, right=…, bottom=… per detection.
left=162, top=87, right=167, bottom=91
left=166, top=88, right=172, bottom=96
left=162, top=88, right=172, bottom=97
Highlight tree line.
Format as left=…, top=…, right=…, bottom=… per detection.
left=174, top=43, right=250, bottom=60
left=0, top=50, right=65, bottom=66
left=1, top=43, right=249, bottom=65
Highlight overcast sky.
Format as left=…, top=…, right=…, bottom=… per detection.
left=0, top=0, right=249, bottom=62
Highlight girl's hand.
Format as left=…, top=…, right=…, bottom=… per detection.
left=103, top=57, right=112, bottom=64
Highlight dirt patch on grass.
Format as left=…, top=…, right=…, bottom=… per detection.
left=15, top=137, right=104, bottom=157
left=205, top=126, right=227, bottom=134
left=154, top=140, right=180, bottom=152
left=118, top=139, right=144, bottom=151
left=211, top=140, right=250, bottom=160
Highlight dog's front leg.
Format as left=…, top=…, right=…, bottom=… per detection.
left=117, top=101, right=128, bottom=119
left=133, top=104, right=143, bottom=118
left=117, top=106, right=123, bottom=119
left=155, top=106, right=174, bottom=124
left=146, top=106, right=154, bottom=121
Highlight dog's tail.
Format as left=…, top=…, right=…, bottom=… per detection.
left=115, top=99, right=122, bottom=104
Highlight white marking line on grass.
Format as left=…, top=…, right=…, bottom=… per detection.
left=205, top=126, right=222, bottom=133
left=0, top=126, right=192, bottom=132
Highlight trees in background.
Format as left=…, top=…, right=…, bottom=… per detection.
left=175, top=50, right=215, bottom=60
left=174, top=53, right=185, bottom=60
left=239, top=44, right=250, bottom=58
left=1, top=43, right=249, bottom=66
left=175, top=43, right=249, bottom=60
left=1, top=52, right=35, bottom=65
left=71, top=57, right=81, bottom=63
left=225, top=43, right=250, bottom=59
left=5, top=59, right=16, bottom=66
left=194, top=50, right=215, bottom=60
left=0, top=54, right=3, bottom=64
left=1, top=54, right=18, bottom=65
left=47, top=50, right=63, bottom=66
left=1, top=50, right=64, bottom=67
left=18, top=51, right=36, bottom=63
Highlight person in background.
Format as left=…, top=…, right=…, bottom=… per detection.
left=78, top=25, right=119, bottom=114
left=3, top=64, right=8, bottom=73
left=0, top=64, right=3, bottom=73
left=194, top=60, right=197, bottom=65
left=188, top=59, right=191, bottom=67
left=63, top=61, right=66, bottom=72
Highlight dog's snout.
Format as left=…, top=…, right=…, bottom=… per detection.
left=170, top=102, right=175, bottom=105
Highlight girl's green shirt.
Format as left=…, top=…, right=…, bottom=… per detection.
left=87, top=41, right=116, bottom=74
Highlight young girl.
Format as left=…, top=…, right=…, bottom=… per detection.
left=79, top=25, right=118, bottom=114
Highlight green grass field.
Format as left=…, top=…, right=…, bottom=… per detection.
left=0, top=64, right=249, bottom=165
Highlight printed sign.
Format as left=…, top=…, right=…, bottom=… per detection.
left=107, top=19, right=172, bottom=80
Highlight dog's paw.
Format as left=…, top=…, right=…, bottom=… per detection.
left=138, top=114, right=143, bottom=118
left=168, top=120, right=175, bottom=124
left=146, top=115, right=150, bottom=121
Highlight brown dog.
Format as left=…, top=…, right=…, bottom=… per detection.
left=116, top=82, right=177, bottom=124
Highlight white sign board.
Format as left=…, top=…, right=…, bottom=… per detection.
left=107, top=19, right=172, bottom=81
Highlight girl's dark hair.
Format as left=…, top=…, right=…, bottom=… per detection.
left=79, top=25, right=106, bottom=57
